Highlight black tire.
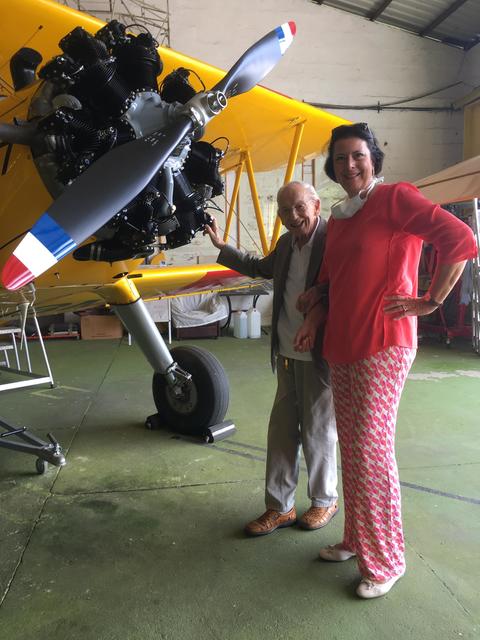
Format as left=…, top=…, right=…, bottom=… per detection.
left=152, top=346, right=229, bottom=436
left=35, top=458, right=48, bottom=475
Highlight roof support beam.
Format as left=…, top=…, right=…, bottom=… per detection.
left=369, top=0, right=394, bottom=22
left=419, top=0, right=469, bottom=37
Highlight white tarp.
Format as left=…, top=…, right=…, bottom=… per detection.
left=170, top=293, right=228, bottom=328
left=415, top=155, right=480, bottom=204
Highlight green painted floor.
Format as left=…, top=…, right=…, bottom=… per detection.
left=0, top=335, right=479, bottom=639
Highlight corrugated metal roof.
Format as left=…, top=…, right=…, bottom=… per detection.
left=311, top=0, right=480, bottom=50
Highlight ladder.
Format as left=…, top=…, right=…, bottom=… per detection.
left=301, top=158, right=316, bottom=188
left=0, top=306, right=54, bottom=392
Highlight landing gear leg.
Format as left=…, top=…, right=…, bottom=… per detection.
left=112, top=298, right=229, bottom=435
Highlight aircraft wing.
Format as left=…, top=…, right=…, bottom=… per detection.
left=1, top=0, right=346, bottom=173
left=0, top=0, right=344, bottom=323
left=125, top=264, right=270, bottom=300
left=0, top=264, right=269, bottom=322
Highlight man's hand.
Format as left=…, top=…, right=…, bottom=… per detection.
left=293, top=303, right=327, bottom=352
left=293, top=318, right=316, bottom=353
left=203, top=216, right=226, bottom=250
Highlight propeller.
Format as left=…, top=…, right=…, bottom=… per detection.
left=2, top=21, right=296, bottom=291
left=0, top=122, right=37, bottom=146
left=213, top=21, right=296, bottom=98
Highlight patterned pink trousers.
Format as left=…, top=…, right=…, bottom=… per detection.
left=331, top=346, right=416, bottom=581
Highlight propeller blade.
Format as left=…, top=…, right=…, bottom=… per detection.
left=2, top=117, right=193, bottom=291
left=212, top=21, right=296, bottom=98
left=0, top=123, right=36, bottom=145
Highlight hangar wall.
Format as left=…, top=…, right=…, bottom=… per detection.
left=462, top=42, right=480, bottom=89
left=163, top=0, right=472, bottom=261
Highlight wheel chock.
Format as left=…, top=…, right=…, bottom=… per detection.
left=203, top=420, right=236, bottom=443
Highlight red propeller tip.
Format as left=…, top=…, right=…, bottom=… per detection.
left=1, top=255, right=34, bottom=291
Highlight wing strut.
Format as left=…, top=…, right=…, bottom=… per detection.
left=224, top=160, right=244, bottom=243
left=270, top=121, right=305, bottom=250
left=221, top=120, right=307, bottom=255
left=244, top=150, right=269, bottom=256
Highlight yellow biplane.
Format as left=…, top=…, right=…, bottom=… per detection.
left=0, top=0, right=345, bottom=468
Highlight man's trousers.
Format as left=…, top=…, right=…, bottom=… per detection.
left=265, top=356, right=338, bottom=512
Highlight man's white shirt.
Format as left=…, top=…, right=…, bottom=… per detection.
left=277, top=218, right=320, bottom=361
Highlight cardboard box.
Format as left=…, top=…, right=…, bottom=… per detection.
left=175, top=321, right=220, bottom=340
left=80, top=315, right=124, bottom=340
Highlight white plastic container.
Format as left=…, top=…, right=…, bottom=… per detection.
left=233, top=311, right=248, bottom=338
left=247, top=307, right=261, bottom=339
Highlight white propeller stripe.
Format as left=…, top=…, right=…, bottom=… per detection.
left=13, top=233, right=58, bottom=276
left=278, top=23, right=294, bottom=54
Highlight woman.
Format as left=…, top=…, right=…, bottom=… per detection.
left=294, top=122, right=477, bottom=599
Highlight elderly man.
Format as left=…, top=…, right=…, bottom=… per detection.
left=205, top=181, right=337, bottom=536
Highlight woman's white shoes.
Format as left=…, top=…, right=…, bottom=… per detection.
left=319, top=544, right=404, bottom=598
left=318, top=544, right=356, bottom=562
left=356, top=572, right=405, bottom=599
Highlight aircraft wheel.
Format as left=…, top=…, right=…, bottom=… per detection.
left=152, top=346, right=229, bottom=436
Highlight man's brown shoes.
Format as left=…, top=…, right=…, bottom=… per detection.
left=244, top=507, right=297, bottom=536
left=244, top=502, right=338, bottom=536
left=298, top=503, right=338, bottom=530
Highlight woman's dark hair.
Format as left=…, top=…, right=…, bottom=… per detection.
left=324, top=122, right=385, bottom=182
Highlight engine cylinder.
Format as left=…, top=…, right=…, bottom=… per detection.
left=115, top=32, right=162, bottom=92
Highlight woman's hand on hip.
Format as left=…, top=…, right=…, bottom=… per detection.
left=384, top=295, right=441, bottom=320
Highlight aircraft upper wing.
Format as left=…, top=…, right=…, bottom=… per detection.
left=1, top=0, right=346, bottom=172
left=0, top=0, right=346, bottom=323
